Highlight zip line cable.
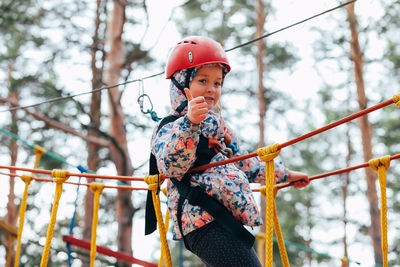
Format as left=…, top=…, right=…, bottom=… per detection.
left=0, top=72, right=164, bottom=113
left=0, top=0, right=357, bottom=114
left=225, top=0, right=357, bottom=52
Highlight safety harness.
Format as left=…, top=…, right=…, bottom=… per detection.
left=145, top=115, right=255, bottom=250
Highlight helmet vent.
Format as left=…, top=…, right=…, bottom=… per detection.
left=179, top=41, right=197, bottom=45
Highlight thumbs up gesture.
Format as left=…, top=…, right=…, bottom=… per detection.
left=185, top=88, right=208, bottom=124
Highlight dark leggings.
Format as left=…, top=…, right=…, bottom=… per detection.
left=184, top=221, right=262, bottom=267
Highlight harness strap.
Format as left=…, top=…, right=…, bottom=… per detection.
left=145, top=114, right=255, bottom=249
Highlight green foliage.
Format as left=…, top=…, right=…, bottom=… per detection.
left=265, top=43, right=298, bottom=69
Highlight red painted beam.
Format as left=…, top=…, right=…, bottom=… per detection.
left=62, top=235, right=158, bottom=267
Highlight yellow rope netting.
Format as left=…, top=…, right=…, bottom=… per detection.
left=40, top=169, right=70, bottom=267
left=89, top=182, right=105, bottom=267
left=144, top=174, right=172, bottom=267
left=369, top=155, right=391, bottom=267
left=257, top=143, right=286, bottom=267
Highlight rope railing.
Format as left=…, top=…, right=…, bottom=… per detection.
left=1, top=94, right=398, bottom=185
left=0, top=93, right=398, bottom=266
left=1, top=152, right=399, bottom=194
left=0, top=172, right=149, bottom=191
left=0, top=165, right=144, bottom=181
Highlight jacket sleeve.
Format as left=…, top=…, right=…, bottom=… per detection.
left=151, top=115, right=201, bottom=179
left=227, top=127, right=288, bottom=184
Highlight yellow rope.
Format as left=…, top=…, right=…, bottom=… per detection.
left=159, top=188, right=170, bottom=267
left=10, top=145, right=45, bottom=267
left=260, top=185, right=290, bottom=267
left=255, top=232, right=265, bottom=263
left=369, top=155, right=391, bottom=267
left=144, top=175, right=172, bottom=267
left=256, top=144, right=281, bottom=267
left=272, top=187, right=289, bottom=267
left=341, top=256, right=348, bottom=267
left=40, top=169, right=69, bottom=267
left=89, top=182, right=105, bottom=267
left=393, top=94, right=400, bottom=108
left=33, top=145, right=46, bottom=168
left=13, top=175, right=32, bottom=267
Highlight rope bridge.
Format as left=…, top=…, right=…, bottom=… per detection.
left=0, top=94, right=398, bottom=266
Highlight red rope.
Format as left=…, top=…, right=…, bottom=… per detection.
left=0, top=172, right=149, bottom=191
left=0, top=165, right=144, bottom=181
left=276, top=153, right=400, bottom=190
left=62, top=235, right=157, bottom=267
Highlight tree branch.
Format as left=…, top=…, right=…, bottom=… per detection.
left=0, top=97, right=110, bottom=147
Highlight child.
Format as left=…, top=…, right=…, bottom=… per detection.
left=149, top=36, right=309, bottom=266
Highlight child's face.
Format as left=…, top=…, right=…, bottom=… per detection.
left=189, top=65, right=223, bottom=110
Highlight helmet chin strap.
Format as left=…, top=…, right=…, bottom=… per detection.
left=171, top=68, right=194, bottom=113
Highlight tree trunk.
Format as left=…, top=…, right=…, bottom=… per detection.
left=82, top=1, right=105, bottom=266
left=104, top=1, right=134, bottom=265
left=255, top=0, right=267, bottom=265
left=255, top=0, right=267, bottom=150
left=4, top=67, right=19, bottom=267
left=346, top=3, right=382, bottom=264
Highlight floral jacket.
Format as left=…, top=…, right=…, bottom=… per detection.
left=151, top=70, right=288, bottom=240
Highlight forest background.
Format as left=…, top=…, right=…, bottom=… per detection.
left=0, top=0, right=399, bottom=266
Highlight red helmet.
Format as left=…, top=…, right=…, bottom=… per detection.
left=165, top=36, right=231, bottom=79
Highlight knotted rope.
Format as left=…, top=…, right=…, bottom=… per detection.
left=33, top=145, right=46, bottom=168
left=256, top=144, right=281, bottom=267
left=89, top=182, right=105, bottom=267
left=369, top=155, right=391, bottom=267
left=392, top=94, right=400, bottom=108
left=144, top=174, right=171, bottom=267
left=341, top=256, right=348, bottom=267
left=40, top=169, right=70, bottom=267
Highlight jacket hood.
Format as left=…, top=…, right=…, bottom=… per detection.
left=169, top=68, right=198, bottom=116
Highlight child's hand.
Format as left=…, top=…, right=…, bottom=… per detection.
left=184, top=88, right=208, bottom=124
left=287, top=171, right=310, bottom=189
